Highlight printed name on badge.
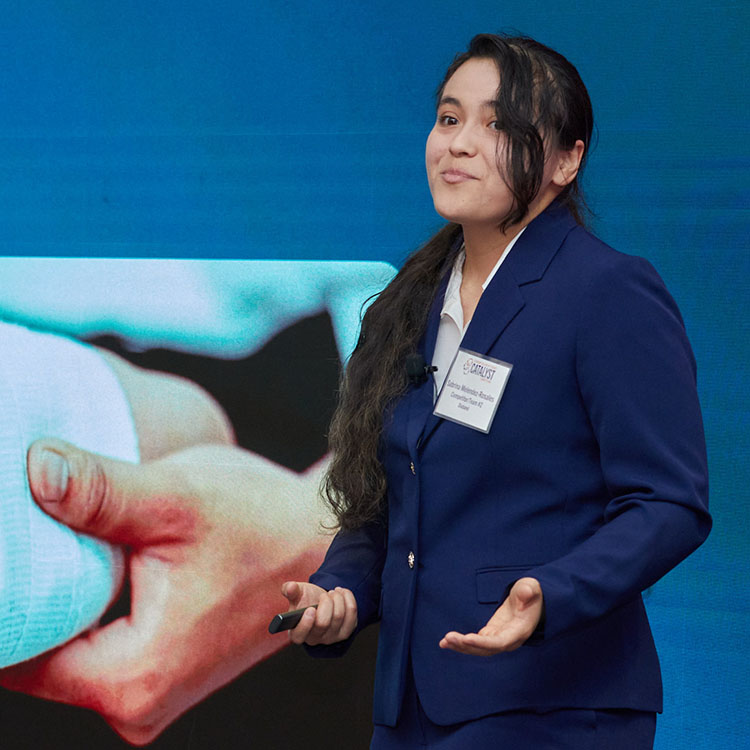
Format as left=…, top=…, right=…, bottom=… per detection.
left=433, top=348, right=512, bottom=433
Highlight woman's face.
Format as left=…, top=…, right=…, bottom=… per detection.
left=426, top=57, right=513, bottom=230
left=426, top=57, right=566, bottom=234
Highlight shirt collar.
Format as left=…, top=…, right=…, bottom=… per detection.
left=440, top=226, right=526, bottom=327
left=440, top=251, right=466, bottom=330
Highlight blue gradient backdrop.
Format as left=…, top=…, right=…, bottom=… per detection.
left=1, top=2, right=747, bottom=747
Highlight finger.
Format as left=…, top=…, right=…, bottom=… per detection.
left=27, top=438, right=196, bottom=547
left=444, top=621, right=533, bottom=654
left=0, top=612, right=177, bottom=746
left=482, top=582, right=542, bottom=634
left=308, top=592, right=334, bottom=642
left=328, top=589, right=350, bottom=635
left=509, top=577, right=543, bottom=610
left=439, top=630, right=478, bottom=651
left=439, top=631, right=485, bottom=654
left=439, top=631, right=513, bottom=656
left=288, top=606, right=318, bottom=645
left=479, top=611, right=535, bottom=640
left=0, top=615, right=135, bottom=709
left=337, top=587, right=358, bottom=639
left=289, top=591, right=330, bottom=646
left=281, top=581, right=302, bottom=608
left=309, top=591, right=354, bottom=646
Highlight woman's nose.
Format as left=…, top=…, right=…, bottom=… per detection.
left=448, top=124, right=478, bottom=157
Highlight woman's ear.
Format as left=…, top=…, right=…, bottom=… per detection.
left=552, top=139, right=585, bottom=188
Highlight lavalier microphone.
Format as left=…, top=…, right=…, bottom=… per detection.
left=406, top=353, right=438, bottom=385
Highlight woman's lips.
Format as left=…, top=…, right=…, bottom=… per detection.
left=441, top=169, right=478, bottom=184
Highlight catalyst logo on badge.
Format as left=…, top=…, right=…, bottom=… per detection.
left=462, top=357, right=497, bottom=382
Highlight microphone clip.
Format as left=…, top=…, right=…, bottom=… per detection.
left=406, top=354, right=437, bottom=385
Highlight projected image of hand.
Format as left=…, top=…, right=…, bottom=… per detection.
left=0, top=440, right=330, bottom=746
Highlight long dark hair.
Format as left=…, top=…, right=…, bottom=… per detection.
left=324, top=34, right=594, bottom=531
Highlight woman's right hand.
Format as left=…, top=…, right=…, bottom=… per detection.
left=281, top=581, right=358, bottom=646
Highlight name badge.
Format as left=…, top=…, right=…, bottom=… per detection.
left=433, top=348, right=512, bottom=433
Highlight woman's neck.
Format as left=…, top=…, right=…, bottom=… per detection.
left=457, top=222, right=522, bottom=328
left=461, top=222, right=521, bottom=288
left=461, top=193, right=558, bottom=285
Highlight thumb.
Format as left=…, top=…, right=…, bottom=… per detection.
left=509, top=577, right=542, bottom=611
left=27, top=437, right=193, bottom=547
left=281, top=581, right=303, bottom=607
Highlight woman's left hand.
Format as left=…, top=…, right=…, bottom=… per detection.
left=439, top=577, right=543, bottom=655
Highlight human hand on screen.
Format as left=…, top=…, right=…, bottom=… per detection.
left=281, top=581, right=358, bottom=646
left=439, top=577, right=543, bottom=655
left=0, top=439, right=329, bottom=745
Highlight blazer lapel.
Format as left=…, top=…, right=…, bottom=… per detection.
left=459, top=270, right=525, bottom=356
left=462, top=201, right=578, bottom=356
left=405, top=270, right=450, bottom=455
left=408, top=203, right=579, bottom=451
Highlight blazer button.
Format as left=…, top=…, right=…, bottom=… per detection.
left=409, top=461, right=415, bottom=475
left=408, top=551, right=415, bottom=569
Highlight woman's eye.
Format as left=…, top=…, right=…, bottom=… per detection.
left=488, top=120, right=501, bottom=131
left=438, top=115, right=458, bottom=126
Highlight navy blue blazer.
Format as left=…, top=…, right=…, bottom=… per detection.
left=310, top=202, right=711, bottom=727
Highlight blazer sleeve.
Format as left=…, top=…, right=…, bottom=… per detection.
left=306, top=520, right=387, bottom=657
left=527, top=253, right=711, bottom=641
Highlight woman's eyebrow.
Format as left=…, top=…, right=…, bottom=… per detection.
left=438, top=96, right=498, bottom=110
left=438, top=96, right=462, bottom=108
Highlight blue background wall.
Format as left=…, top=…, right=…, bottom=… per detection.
left=1, top=1, right=748, bottom=747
